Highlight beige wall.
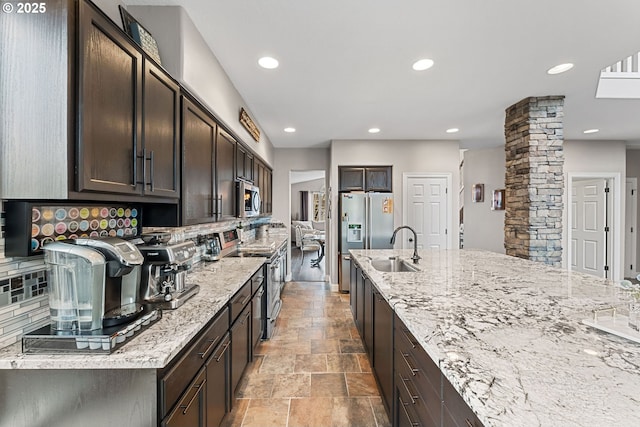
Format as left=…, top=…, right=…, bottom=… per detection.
left=463, top=147, right=506, bottom=253
left=563, top=140, right=627, bottom=280
left=329, top=139, right=460, bottom=284
left=291, top=178, right=325, bottom=221
left=128, top=5, right=274, bottom=166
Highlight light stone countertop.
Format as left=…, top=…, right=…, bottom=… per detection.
left=350, top=248, right=640, bottom=427
left=0, top=257, right=265, bottom=370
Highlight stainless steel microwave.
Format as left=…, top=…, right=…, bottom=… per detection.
left=238, top=181, right=261, bottom=217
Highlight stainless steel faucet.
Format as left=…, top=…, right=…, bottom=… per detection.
left=390, top=226, right=421, bottom=264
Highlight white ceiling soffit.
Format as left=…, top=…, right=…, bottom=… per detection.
left=290, top=170, right=326, bottom=185
left=125, top=0, right=640, bottom=149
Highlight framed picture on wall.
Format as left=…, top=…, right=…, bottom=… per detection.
left=472, top=184, right=484, bottom=203
left=492, top=189, right=505, bottom=210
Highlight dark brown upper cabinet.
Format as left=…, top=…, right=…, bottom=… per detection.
left=253, top=158, right=273, bottom=215
left=181, top=96, right=216, bottom=225
left=339, top=166, right=392, bottom=192
left=77, top=1, right=180, bottom=199
left=236, top=143, right=254, bottom=183
left=216, top=129, right=237, bottom=219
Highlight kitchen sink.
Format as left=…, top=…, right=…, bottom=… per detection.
left=369, top=257, right=418, bottom=272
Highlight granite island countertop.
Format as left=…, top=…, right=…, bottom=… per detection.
left=351, top=248, right=640, bottom=427
left=0, top=257, right=265, bottom=370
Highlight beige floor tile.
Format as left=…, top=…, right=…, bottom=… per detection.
left=297, top=326, right=324, bottom=340
left=325, top=325, right=353, bottom=339
left=311, top=338, right=341, bottom=354
left=220, top=398, right=249, bottom=427
left=326, top=354, right=361, bottom=373
left=356, top=354, right=372, bottom=372
left=271, top=373, right=311, bottom=398
left=310, top=373, right=348, bottom=397
left=241, top=398, right=290, bottom=427
left=340, top=338, right=366, bottom=354
left=235, top=373, right=275, bottom=398
left=370, top=396, right=392, bottom=427
left=294, top=354, right=328, bottom=373
left=260, top=354, right=296, bottom=374
left=330, top=397, right=378, bottom=427
left=288, top=397, right=334, bottom=427
left=346, top=373, right=380, bottom=396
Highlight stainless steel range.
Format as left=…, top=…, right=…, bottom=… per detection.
left=211, top=229, right=287, bottom=339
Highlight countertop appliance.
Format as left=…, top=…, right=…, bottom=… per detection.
left=238, top=181, right=261, bottom=217
left=338, top=192, right=394, bottom=292
left=137, top=234, right=199, bottom=310
left=23, top=238, right=161, bottom=354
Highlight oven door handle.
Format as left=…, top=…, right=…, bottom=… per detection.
left=269, top=298, right=282, bottom=323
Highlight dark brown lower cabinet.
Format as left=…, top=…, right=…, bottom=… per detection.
left=206, top=333, right=231, bottom=427
left=230, top=304, right=251, bottom=395
left=162, top=368, right=207, bottom=427
left=363, top=276, right=374, bottom=361
left=372, top=287, right=393, bottom=414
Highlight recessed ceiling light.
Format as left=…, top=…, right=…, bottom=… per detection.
left=258, top=56, right=279, bottom=69
left=368, top=128, right=380, bottom=134
left=583, top=128, right=599, bottom=134
left=412, top=59, right=435, bottom=71
left=284, top=127, right=296, bottom=133
left=446, top=128, right=459, bottom=133
left=547, top=63, right=574, bottom=75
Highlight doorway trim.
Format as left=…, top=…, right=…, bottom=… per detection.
left=402, top=172, right=454, bottom=250
left=567, top=172, right=622, bottom=281
left=625, top=177, right=637, bottom=279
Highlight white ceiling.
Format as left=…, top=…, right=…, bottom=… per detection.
left=125, top=0, right=640, bottom=149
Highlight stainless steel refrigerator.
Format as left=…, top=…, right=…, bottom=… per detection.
left=338, top=192, right=394, bottom=292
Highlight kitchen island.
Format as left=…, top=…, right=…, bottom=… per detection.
left=351, top=248, right=640, bottom=427
left=0, top=256, right=265, bottom=427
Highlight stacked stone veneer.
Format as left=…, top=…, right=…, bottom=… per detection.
left=504, top=96, right=565, bottom=266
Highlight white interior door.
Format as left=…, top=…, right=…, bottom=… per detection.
left=625, top=178, right=637, bottom=278
left=571, top=179, right=609, bottom=277
left=406, top=176, right=449, bottom=249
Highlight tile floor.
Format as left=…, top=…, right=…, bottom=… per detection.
left=222, top=281, right=391, bottom=427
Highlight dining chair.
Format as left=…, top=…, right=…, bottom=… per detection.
left=295, top=225, right=322, bottom=265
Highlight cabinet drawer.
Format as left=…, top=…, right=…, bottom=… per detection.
left=251, top=267, right=265, bottom=295
left=160, top=306, right=229, bottom=419
left=396, top=372, right=438, bottom=427
left=395, top=321, right=441, bottom=396
left=161, top=368, right=206, bottom=427
left=395, top=348, right=441, bottom=425
left=230, top=280, right=252, bottom=323
left=442, top=377, right=484, bottom=427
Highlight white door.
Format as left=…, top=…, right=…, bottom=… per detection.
left=625, top=178, right=637, bottom=278
left=571, top=179, right=609, bottom=277
left=406, top=176, right=449, bottom=249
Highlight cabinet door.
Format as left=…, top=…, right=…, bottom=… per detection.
left=162, top=369, right=206, bottom=427
left=349, top=261, right=358, bottom=317
left=216, top=129, right=236, bottom=219
left=365, top=166, right=392, bottom=192
left=355, top=270, right=365, bottom=337
left=373, top=288, right=394, bottom=413
left=230, top=305, right=251, bottom=395
left=252, top=284, right=265, bottom=346
left=363, top=276, right=374, bottom=360
left=263, top=168, right=272, bottom=214
left=339, top=167, right=365, bottom=192
left=77, top=1, right=142, bottom=195
left=143, top=60, right=180, bottom=198
left=205, top=334, right=231, bottom=427
left=181, top=97, right=216, bottom=225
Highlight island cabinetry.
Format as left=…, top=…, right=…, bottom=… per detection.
left=372, top=286, right=394, bottom=415
left=363, top=275, right=374, bottom=361
left=394, top=315, right=441, bottom=427
left=159, top=306, right=230, bottom=425
left=355, top=268, right=365, bottom=336
left=349, top=260, right=359, bottom=317
left=442, top=376, right=484, bottom=427
left=338, top=166, right=392, bottom=192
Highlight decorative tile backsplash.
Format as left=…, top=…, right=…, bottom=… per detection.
left=0, top=200, right=50, bottom=348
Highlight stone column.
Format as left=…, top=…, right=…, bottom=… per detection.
left=504, top=96, right=564, bottom=266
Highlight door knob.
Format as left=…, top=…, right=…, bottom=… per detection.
left=408, top=238, right=414, bottom=242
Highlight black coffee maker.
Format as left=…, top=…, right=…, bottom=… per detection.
left=74, top=237, right=145, bottom=327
